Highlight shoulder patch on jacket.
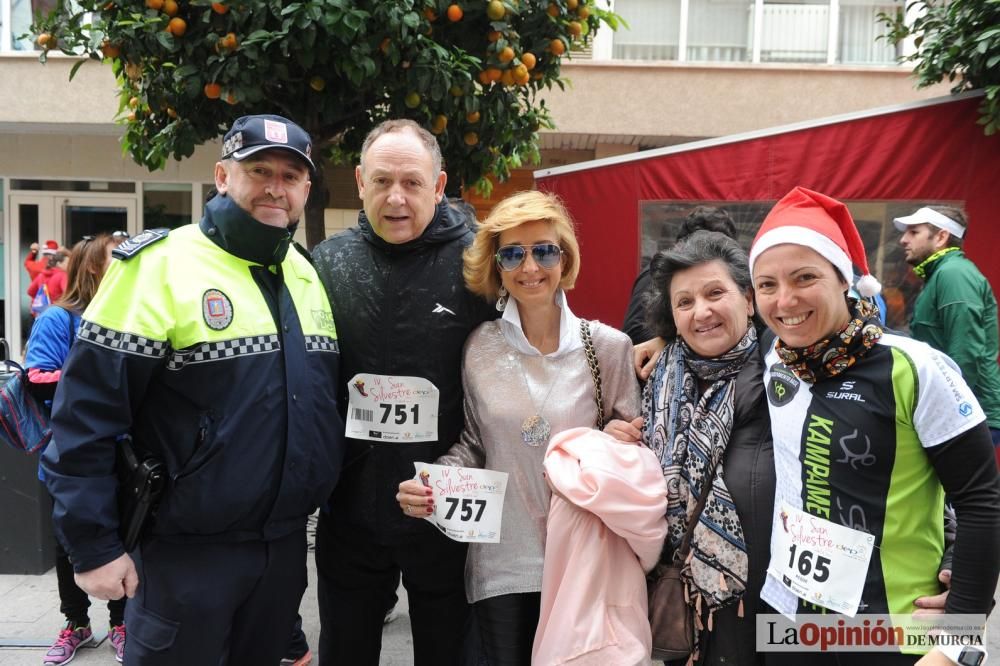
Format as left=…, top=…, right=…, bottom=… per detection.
left=112, top=228, right=170, bottom=260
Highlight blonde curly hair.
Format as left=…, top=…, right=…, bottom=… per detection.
left=463, top=190, right=580, bottom=300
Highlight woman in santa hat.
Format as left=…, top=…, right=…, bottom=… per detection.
left=749, top=187, right=999, bottom=665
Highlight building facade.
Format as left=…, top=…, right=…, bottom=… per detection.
left=0, top=0, right=947, bottom=354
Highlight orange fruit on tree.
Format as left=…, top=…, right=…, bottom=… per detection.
left=486, top=0, right=505, bottom=20
left=548, top=38, right=565, bottom=55
left=547, top=2, right=559, bottom=17
left=513, top=63, right=528, bottom=79
left=567, top=0, right=578, bottom=8
left=145, top=0, right=164, bottom=10
left=484, top=67, right=502, bottom=82
left=431, top=114, right=448, bottom=134
left=446, top=4, right=463, bottom=21
left=500, top=69, right=514, bottom=87
left=211, top=1, right=228, bottom=12
left=577, top=4, right=589, bottom=19
left=166, top=107, right=178, bottom=118
left=487, top=30, right=502, bottom=42
left=463, top=131, right=479, bottom=146
left=477, top=70, right=491, bottom=85
left=466, top=110, right=480, bottom=123
left=498, top=46, right=514, bottom=63
left=379, top=37, right=391, bottom=54
left=36, top=32, right=54, bottom=47
left=128, top=96, right=140, bottom=109
left=204, top=82, right=222, bottom=99
left=309, top=76, right=326, bottom=91
left=225, top=91, right=238, bottom=105
left=423, top=7, right=437, bottom=21
left=100, top=41, right=120, bottom=59
left=166, top=17, right=187, bottom=36
left=127, top=111, right=137, bottom=122
left=220, top=32, right=238, bottom=49
left=567, top=21, right=582, bottom=37
left=404, top=91, right=422, bottom=108
left=163, top=0, right=178, bottom=16
left=520, top=52, right=536, bottom=70
left=125, top=61, right=142, bottom=80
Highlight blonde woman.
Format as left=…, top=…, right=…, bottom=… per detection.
left=397, top=190, right=640, bottom=665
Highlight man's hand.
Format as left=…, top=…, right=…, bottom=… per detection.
left=913, top=569, right=951, bottom=616
left=633, top=337, right=666, bottom=380
left=29, top=242, right=39, bottom=253
left=74, top=553, right=138, bottom=600
left=915, top=648, right=960, bottom=666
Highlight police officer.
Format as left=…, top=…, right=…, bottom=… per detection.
left=311, top=119, right=496, bottom=665
left=42, top=114, right=345, bottom=665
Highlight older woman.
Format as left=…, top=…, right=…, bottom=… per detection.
left=750, top=187, right=1000, bottom=666
left=396, top=190, right=640, bottom=665
left=607, top=230, right=774, bottom=666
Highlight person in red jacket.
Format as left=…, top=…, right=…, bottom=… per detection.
left=28, top=251, right=69, bottom=317
left=24, top=240, right=60, bottom=281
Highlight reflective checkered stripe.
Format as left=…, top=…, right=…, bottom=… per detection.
left=77, top=321, right=169, bottom=359
left=305, top=335, right=339, bottom=353
left=167, top=335, right=281, bottom=371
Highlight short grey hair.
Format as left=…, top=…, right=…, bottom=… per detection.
left=359, top=119, right=443, bottom=176
left=647, top=230, right=751, bottom=340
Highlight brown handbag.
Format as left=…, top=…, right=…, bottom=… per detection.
left=647, top=463, right=718, bottom=662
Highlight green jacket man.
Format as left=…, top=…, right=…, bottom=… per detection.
left=896, top=205, right=1000, bottom=449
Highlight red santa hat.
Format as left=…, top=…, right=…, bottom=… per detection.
left=41, top=240, right=59, bottom=256
left=748, top=187, right=881, bottom=298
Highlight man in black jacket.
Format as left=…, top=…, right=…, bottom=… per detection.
left=311, top=119, right=496, bottom=665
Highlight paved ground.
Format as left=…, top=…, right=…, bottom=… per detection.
left=0, top=532, right=996, bottom=665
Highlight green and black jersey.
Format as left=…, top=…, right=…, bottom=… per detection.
left=760, top=333, right=996, bottom=632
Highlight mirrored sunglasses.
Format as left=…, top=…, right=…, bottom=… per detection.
left=495, top=243, right=563, bottom=272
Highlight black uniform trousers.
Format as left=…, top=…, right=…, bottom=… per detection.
left=123, top=528, right=307, bottom=666
left=315, top=511, right=470, bottom=666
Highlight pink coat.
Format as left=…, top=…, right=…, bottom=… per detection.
left=533, top=428, right=668, bottom=666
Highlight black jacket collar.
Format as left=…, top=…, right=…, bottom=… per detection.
left=199, top=194, right=298, bottom=266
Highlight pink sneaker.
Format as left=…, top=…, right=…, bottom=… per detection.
left=43, top=622, right=93, bottom=665
left=109, top=623, right=126, bottom=663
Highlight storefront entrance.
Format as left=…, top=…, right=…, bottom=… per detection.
left=6, top=192, right=137, bottom=358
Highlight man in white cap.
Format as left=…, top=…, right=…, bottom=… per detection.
left=895, top=205, right=1000, bottom=457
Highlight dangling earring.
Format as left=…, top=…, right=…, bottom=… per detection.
left=496, top=285, right=508, bottom=312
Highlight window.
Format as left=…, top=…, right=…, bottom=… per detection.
left=6, top=0, right=57, bottom=51
left=613, top=0, right=681, bottom=61
left=143, top=183, right=193, bottom=230
left=612, top=0, right=903, bottom=65
left=639, top=198, right=945, bottom=332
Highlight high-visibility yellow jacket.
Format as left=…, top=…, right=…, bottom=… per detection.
left=43, top=195, right=345, bottom=572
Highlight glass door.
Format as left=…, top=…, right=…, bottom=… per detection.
left=5, top=193, right=136, bottom=359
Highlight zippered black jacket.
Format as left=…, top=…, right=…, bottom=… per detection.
left=312, top=201, right=497, bottom=544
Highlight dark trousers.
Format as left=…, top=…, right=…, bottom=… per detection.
left=55, top=539, right=126, bottom=627
left=315, top=512, right=470, bottom=666
left=124, top=529, right=307, bottom=666
left=475, top=593, right=541, bottom=666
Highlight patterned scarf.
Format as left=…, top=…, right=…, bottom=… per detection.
left=643, top=325, right=757, bottom=612
left=913, top=246, right=959, bottom=280
left=775, top=298, right=883, bottom=383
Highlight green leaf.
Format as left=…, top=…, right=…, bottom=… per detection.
left=68, top=58, right=86, bottom=81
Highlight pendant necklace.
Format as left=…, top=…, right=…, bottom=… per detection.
left=518, top=355, right=560, bottom=447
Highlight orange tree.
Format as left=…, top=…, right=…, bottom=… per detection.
left=32, top=0, right=619, bottom=245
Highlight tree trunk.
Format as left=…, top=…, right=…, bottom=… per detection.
left=305, top=162, right=329, bottom=250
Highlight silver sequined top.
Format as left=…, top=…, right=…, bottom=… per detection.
left=436, top=316, right=641, bottom=603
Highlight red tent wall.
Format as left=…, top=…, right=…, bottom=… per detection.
left=537, top=96, right=1000, bottom=327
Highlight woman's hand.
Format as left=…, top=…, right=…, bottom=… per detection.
left=633, top=337, right=666, bottom=380
left=913, top=569, right=951, bottom=616
left=396, top=479, right=434, bottom=518
left=604, top=417, right=644, bottom=443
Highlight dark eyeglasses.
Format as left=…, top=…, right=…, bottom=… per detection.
left=495, top=243, right=563, bottom=272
